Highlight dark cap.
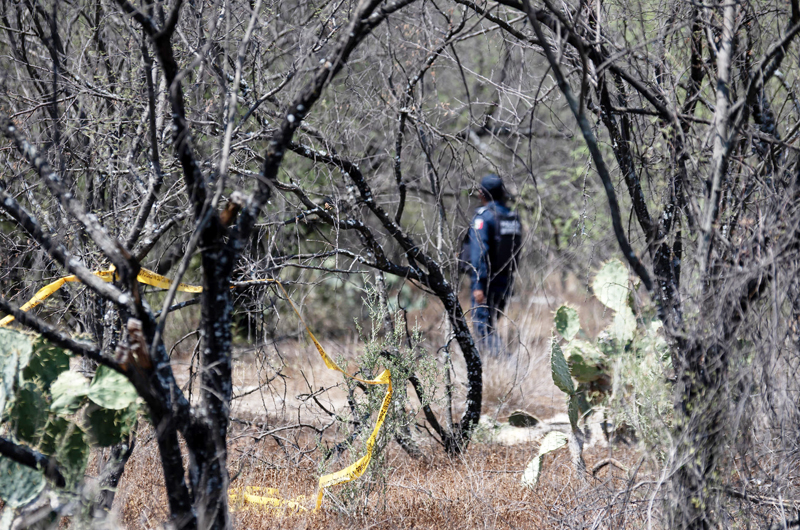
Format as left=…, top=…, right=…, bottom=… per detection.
left=479, top=174, right=505, bottom=202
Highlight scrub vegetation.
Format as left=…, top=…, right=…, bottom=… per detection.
left=1, top=0, right=800, bottom=528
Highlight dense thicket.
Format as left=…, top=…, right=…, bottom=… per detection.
left=1, top=0, right=800, bottom=528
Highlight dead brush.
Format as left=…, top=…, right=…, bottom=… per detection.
left=78, top=269, right=686, bottom=529
left=114, top=421, right=656, bottom=529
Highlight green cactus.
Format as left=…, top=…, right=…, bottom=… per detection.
left=0, top=457, right=45, bottom=508
left=23, top=336, right=69, bottom=387
left=0, top=331, right=140, bottom=510
left=554, top=305, right=580, bottom=341
left=549, top=259, right=667, bottom=443
left=526, top=259, right=649, bottom=490
left=9, top=382, right=50, bottom=444
left=591, top=259, right=630, bottom=313
left=550, top=339, right=575, bottom=396
left=549, top=259, right=637, bottom=418
left=0, top=329, right=32, bottom=414
left=563, top=340, right=607, bottom=384
left=593, top=259, right=637, bottom=344
left=39, top=418, right=90, bottom=478
left=521, top=431, right=568, bottom=489
left=550, top=338, right=587, bottom=434
left=50, top=371, right=90, bottom=416
left=86, top=403, right=138, bottom=447
left=87, top=365, right=138, bottom=410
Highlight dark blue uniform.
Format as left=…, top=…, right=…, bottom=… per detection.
left=469, top=200, right=522, bottom=354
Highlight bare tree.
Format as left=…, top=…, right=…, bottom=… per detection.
left=3, top=0, right=800, bottom=528
left=0, top=0, right=430, bottom=527
left=497, top=0, right=800, bottom=526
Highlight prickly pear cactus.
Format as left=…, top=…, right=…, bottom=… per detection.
left=529, top=258, right=670, bottom=490
left=0, top=329, right=140, bottom=510
left=526, top=259, right=645, bottom=489
left=592, top=259, right=636, bottom=344
left=0, top=457, right=45, bottom=508
left=0, top=329, right=32, bottom=414
left=550, top=339, right=575, bottom=396
left=550, top=259, right=636, bottom=413
left=521, top=431, right=568, bottom=489
left=23, top=335, right=69, bottom=387
left=50, top=371, right=90, bottom=416
left=554, top=305, right=580, bottom=341
left=87, top=365, right=138, bottom=410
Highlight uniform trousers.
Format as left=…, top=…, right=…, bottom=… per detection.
left=472, top=276, right=511, bottom=356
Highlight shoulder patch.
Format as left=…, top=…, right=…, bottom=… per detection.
left=474, top=218, right=485, bottom=230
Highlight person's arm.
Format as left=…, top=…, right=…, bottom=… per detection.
left=470, top=213, right=492, bottom=303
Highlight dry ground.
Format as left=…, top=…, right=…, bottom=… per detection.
left=115, top=431, right=649, bottom=529
left=107, top=275, right=655, bottom=528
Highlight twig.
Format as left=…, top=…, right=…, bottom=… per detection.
left=230, top=418, right=335, bottom=440
left=1, top=113, right=139, bottom=293
left=0, top=295, right=121, bottom=372
left=724, top=487, right=800, bottom=510
left=0, top=436, right=66, bottom=487
left=0, top=188, right=130, bottom=308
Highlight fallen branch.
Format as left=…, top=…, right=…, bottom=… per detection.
left=591, top=457, right=630, bottom=476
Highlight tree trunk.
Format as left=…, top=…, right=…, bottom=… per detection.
left=670, top=342, right=728, bottom=530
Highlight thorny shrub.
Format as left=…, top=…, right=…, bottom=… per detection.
left=318, top=284, right=438, bottom=511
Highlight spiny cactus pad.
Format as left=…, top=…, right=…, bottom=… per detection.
left=87, top=366, right=138, bottom=411
left=521, top=431, right=569, bottom=489
left=23, top=336, right=69, bottom=387
left=0, top=331, right=140, bottom=508
left=0, top=457, right=44, bottom=508
left=611, top=306, right=637, bottom=344
left=554, top=305, right=580, bottom=341
left=564, top=340, right=607, bottom=383
left=50, top=371, right=90, bottom=416
left=0, top=329, right=31, bottom=416
left=550, top=339, right=575, bottom=396
left=592, top=259, right=630, bottom=314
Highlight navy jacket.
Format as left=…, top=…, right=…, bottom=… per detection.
left=469, top=201, right=520, bottom=292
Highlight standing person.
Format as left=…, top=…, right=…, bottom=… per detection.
left=468, top=174, right=523, bottom=354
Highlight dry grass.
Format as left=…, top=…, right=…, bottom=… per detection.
left=113, top=423, right=651, bottom=529
left=102, top=273, right=660, bottom=529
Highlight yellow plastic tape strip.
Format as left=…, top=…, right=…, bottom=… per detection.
left=136, top=268, right=203, bottom=293
left=0, top=267, right=392, bottom=511
left=0, top=267, right=202, bottom=326
left=238, top=280, right=394, bottom=511
left=315, top=369, right=392, bottom=509
left=0, top=275, right=80, bottom=326
left=228, top=487, right=307, bottom=514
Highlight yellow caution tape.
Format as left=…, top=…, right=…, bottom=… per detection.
left=253, top=280, right=394, bottom=509
left=315, top=369, right=392, bottom=509
left=228, top=487, right=308, bottom=514
left=0, top=267, right=201, bottom=327
left=0, top=266, right=392, bottom=511
left=135, top=267, right=203, bottom=293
